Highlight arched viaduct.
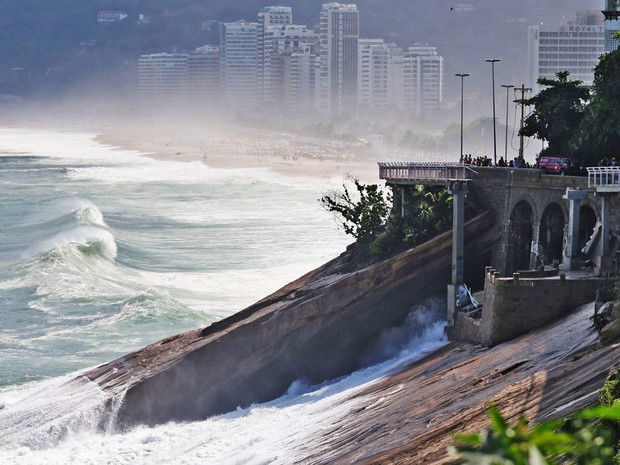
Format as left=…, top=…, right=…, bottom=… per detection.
left=380, top=164, right=620, bottom=278
left=465, top=166, right=608, bottom=276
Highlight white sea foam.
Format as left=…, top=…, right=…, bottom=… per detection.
left=25, top=226, right=118, bottom=260
left=0, top=307, right=447, bottom=465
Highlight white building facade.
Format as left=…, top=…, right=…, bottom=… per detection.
left=527, top=12, right=605, bottom=91
left=220, top=21, right=259, bottom=108
left=258, top=6, right=293, bottom=103
left=318, top=3, right=359, bottom=115
left=188, top=46, right=220, bottom=105
left=402, top=46, right=444, bottom=116
left=138, top=53, right=189, bottom=103
left=358, top=39, right=390, bottom=109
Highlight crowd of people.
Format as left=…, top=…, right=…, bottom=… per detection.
left=459, top=154, right=531, bottom=168
left=598, top=157, right=618, bottom=167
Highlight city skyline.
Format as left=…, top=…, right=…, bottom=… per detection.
left=137, top=2, right=445, bottom=118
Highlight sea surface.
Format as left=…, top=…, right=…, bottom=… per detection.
left=0, top=127, right=447, bottom=464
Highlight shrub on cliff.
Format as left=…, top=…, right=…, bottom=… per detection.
left=369, top=185, right=454, bottom=257
left=319, top=177, right=391, bottom=241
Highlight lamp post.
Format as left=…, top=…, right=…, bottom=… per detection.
left=501, top=84, right=514, bottom=165
left=486, top=58, right=501, bottom=166
left=455, top=73, right=470, bottom=163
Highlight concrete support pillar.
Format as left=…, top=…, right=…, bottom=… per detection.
left=562, top=188, right=587, bottom=271
left=447, top=181, right=467, bottom=325
left=596, top=192, right=618, bottom=275
left=391, top=185, right=403, bottom=219
left=600, top=193, right=612, bottom=258
left=529, top=223, right=541, bottom=271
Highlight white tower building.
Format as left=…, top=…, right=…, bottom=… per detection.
left=402, top=45, right=444, bottom=116
left=527, top=11, right=604, bottom=92
left=358, top=39, right=390, bottom=110
left=138, top=53, right=189, bottom=104
left=220, top=21, right=259, bottom=109
left=318, top=3, right=359, bottom=115
left=258, top=6, right=293, bottom=103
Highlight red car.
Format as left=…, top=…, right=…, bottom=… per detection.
left=536, top=156, right=570, bottom=175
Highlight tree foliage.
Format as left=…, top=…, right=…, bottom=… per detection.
left=319, top=177, right=391, bottom=241
left=368, top=185, right=455, bottom=257
left=519, top=71, right=590, bottom=159
left=572, top=42, right=620, bottom=166
left=451, top=404, right=620, bottom=465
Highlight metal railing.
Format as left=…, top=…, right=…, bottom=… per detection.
left=378, top=162, right=470, bottom=183
left=587, top=166, right=620, bottom=190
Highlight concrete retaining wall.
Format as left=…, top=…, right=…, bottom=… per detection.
left=478, top=270, right=608, bottom=346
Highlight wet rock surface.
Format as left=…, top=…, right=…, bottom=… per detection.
left=302, top=304, right=620, bottom=464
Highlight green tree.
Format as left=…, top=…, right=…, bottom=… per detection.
left=319, top=178, right=391, bottom=241
left=519, top=71, right=590, bottom=159
left=369, top=185, right=455, bottom=257
left=572, top=36, right=620, bottom=166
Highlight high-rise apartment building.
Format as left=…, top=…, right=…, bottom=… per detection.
left=402, top=45, right=444, bottom=116
left=138, top=53, right=189, bottom=103
left=265, top=24, right=319, bottom=109
left=318, top=3, right=359, bottom=115
left=258, top=6, right=293, bottom=103
left=138, top=49, right=221, bottom=107
left=358, top=39, right=390, bottom=109
left=220, top=21, right=259, bottom=108
left=527, top=11, right=605, bottom=91
left=357, top=40, right=443, bottom=116
left=603, top=0, right=620, bottom=52
left=188, top=45, right=220, bottom=105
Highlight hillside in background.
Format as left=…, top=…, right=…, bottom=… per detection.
left=0, top=0, right=602, bottom=103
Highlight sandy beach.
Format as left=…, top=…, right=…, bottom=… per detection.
left=91, top=117, right=381, bottom=183
left=0, top=106, right=382, bottom=183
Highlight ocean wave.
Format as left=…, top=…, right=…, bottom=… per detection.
left=21, top=198, right=107, bottom=228
left=29, top=227, right=117, bottom=261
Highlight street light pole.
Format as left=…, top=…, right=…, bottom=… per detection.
left=486, top=58, right=501, bottom=166
left=501, top=84, right=514, bottom=165
left=455, top=73, right=470, bottom=163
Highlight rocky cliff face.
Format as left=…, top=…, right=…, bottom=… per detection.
left=80, top=207, right=620, bottom=464
left=85, top=212, right=495, bottom=427
left=297, top=303, right=620, bottom=464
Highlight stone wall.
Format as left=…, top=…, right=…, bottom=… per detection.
left=467, top=167, right=595, bottom=275
left=478, top=269, right=608, bottom=346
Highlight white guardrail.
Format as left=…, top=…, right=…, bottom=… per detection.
left=378, top=162, right=470, bottom=182
left=587, top=166, right=620, bottom=190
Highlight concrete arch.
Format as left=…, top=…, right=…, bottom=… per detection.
left=536, top=198, right=569, bottom=228
left=506, top=199, right=534, bottom=274
left=508, top=192, right=539, bottom=224
left=538, top=202, right=566, bottom=265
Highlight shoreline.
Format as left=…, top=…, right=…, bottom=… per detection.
left=0, top=110, right=382, bottom=183
left=92, top=123, right=381, bottom=183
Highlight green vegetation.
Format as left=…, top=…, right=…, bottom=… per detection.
left=572, top=39, right=620, bottom=166
left=522, top=38, right=620, bottom=167
left=320, top=180, right=455, bottom=259
left=519, top=71, right=590, bottom=160
left=319, top=178, right=391, bottom=241
left=451, top=370, right=620, bottom=464
left=369, top=185, right=454, bottom=256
